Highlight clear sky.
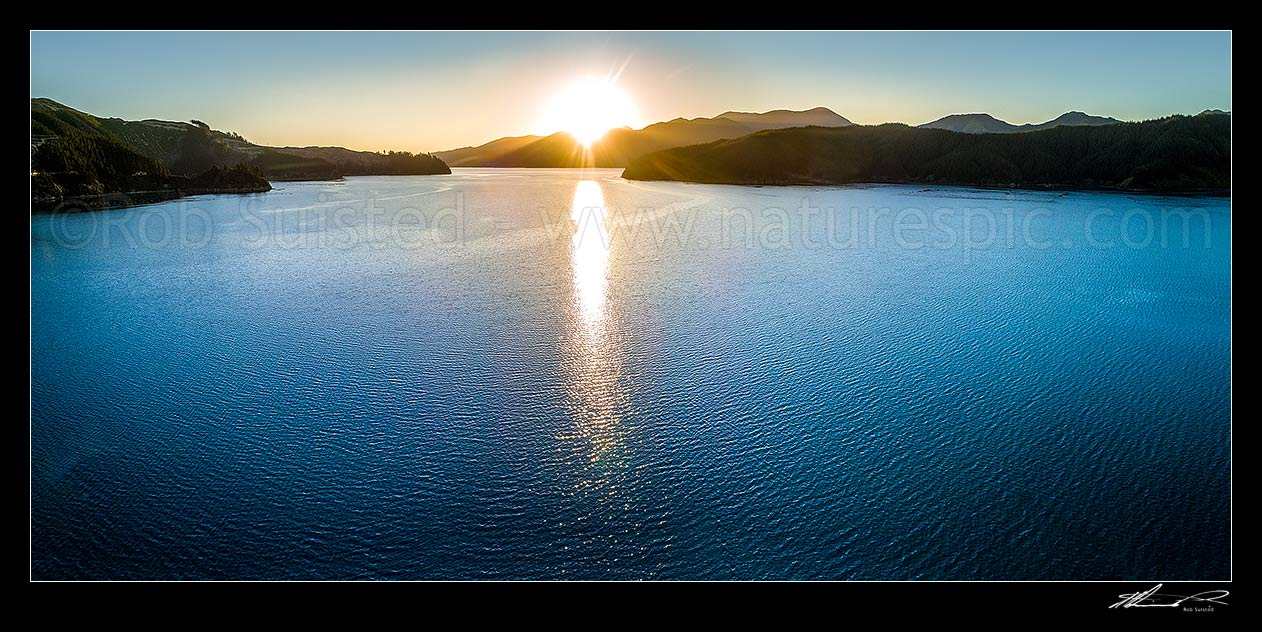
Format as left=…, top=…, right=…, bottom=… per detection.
left=30, top=31, right=1232, bottom=153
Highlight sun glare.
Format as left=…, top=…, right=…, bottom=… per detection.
left=541, top=77, right=639, bottom=145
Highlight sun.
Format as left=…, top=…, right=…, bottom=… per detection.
left=540, top=77, right=640, bottom=146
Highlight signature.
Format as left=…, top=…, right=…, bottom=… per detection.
left=1110, top=584, right=1230, bottom=609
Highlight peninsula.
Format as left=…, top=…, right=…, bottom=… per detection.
left=621, top=112, right=1231, bottom=193
left=30, top=98, right=451, bottom=212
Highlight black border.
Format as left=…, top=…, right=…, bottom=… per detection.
left=24, top=9, right=1236, bottom=31
left=30, top=581, right=1238, bottom=621
left=27, top=26, right=1234, bottom=618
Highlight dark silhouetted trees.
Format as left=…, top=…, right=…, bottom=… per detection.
left=623, top=114, right=1231, bottom=192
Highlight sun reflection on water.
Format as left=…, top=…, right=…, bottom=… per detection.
left=563, top=179, right=624, bottom=464
left=556, top=178, right=645, bottom=570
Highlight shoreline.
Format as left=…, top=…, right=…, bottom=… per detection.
left=31, top=171, right=1232, bottom=215
left=30, top=172, right=452, bottom=213
left=31, top=185, right=271, bottom=214
left=444, top=167, right=1231, bottom=198
left=618, top=175, right=1231, bottom=198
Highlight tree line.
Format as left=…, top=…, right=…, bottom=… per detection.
left=622, top=113, right=1231, bottom=192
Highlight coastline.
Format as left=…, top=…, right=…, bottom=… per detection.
left=31, top=184, right=271, bottom=214
left=29, top=173, right=453, bottom=213
left=31, top=171, right=1232, bottom=215
left=265, top=175, right=345, bottom=183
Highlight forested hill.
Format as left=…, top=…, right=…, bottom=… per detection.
left=31, top=98, right=450, bottom=184
left=276, top=146, right=449, bottom=176
left=31, top=101, right=271, bottom=211
left=621, top=113, right=1230, bottom=192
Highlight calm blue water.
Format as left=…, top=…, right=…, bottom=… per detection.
left=31, top=169, right=1231, bottom=580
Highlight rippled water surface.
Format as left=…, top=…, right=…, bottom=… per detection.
left=31, top=169, right=1231, bottom=579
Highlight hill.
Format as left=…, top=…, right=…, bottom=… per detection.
left=919, top=111, right=1121, bottom=133
left=33, top=98, right=262, bottom=170
left=918, top=113, right=1023, bottom=134
left=434, top=135, right=545, bottom=167
left=31, top=101, right=271, bottom=211
left=1038, top=111, right=1120, bottom=128
left=716, top=107, right=852, bottom=130
left=278, top=146, right=449, bottom=176
left=622, top=114, right=1230, bottom=192
left=31, top=98, right=449, bottom=183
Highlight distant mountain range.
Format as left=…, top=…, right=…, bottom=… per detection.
left=622, top=113, right=1230, bottom=192
left=714, top=107, right=852, bottom=129
left=435, top=108, right=1134, bottom=167
left=918, top=111, right=1122, bottom=134
left=436, top=107, right=853, bottom=167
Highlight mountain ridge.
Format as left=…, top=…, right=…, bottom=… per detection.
left=919, top=111, right=1122, bottom=134
left=435, top=107, right=853, bottom=168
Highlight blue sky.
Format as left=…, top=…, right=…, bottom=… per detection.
left=30, top=31, right=1232, bottom=152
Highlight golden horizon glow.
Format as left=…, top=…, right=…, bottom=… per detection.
left=540, top=77, right=641, bottom=146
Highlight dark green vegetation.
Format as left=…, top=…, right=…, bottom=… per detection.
left=170, top=120, right=252, bottom=175
left=31, top=98, right=450, bottom=211
left=435, top=107, right=852, bottom=167
left=622, top=113, right=1231, bottom=192
left=275, top=146, right=449, bottom=177
left=32, top=105, right=171, bottom=200
left=31, top=99, right=270, bottom=211
left=248, top=149, right=342, bottom=181
left=176, top=163, right=273, bottom=194
left=919, top=111, right=1121, bottom=134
